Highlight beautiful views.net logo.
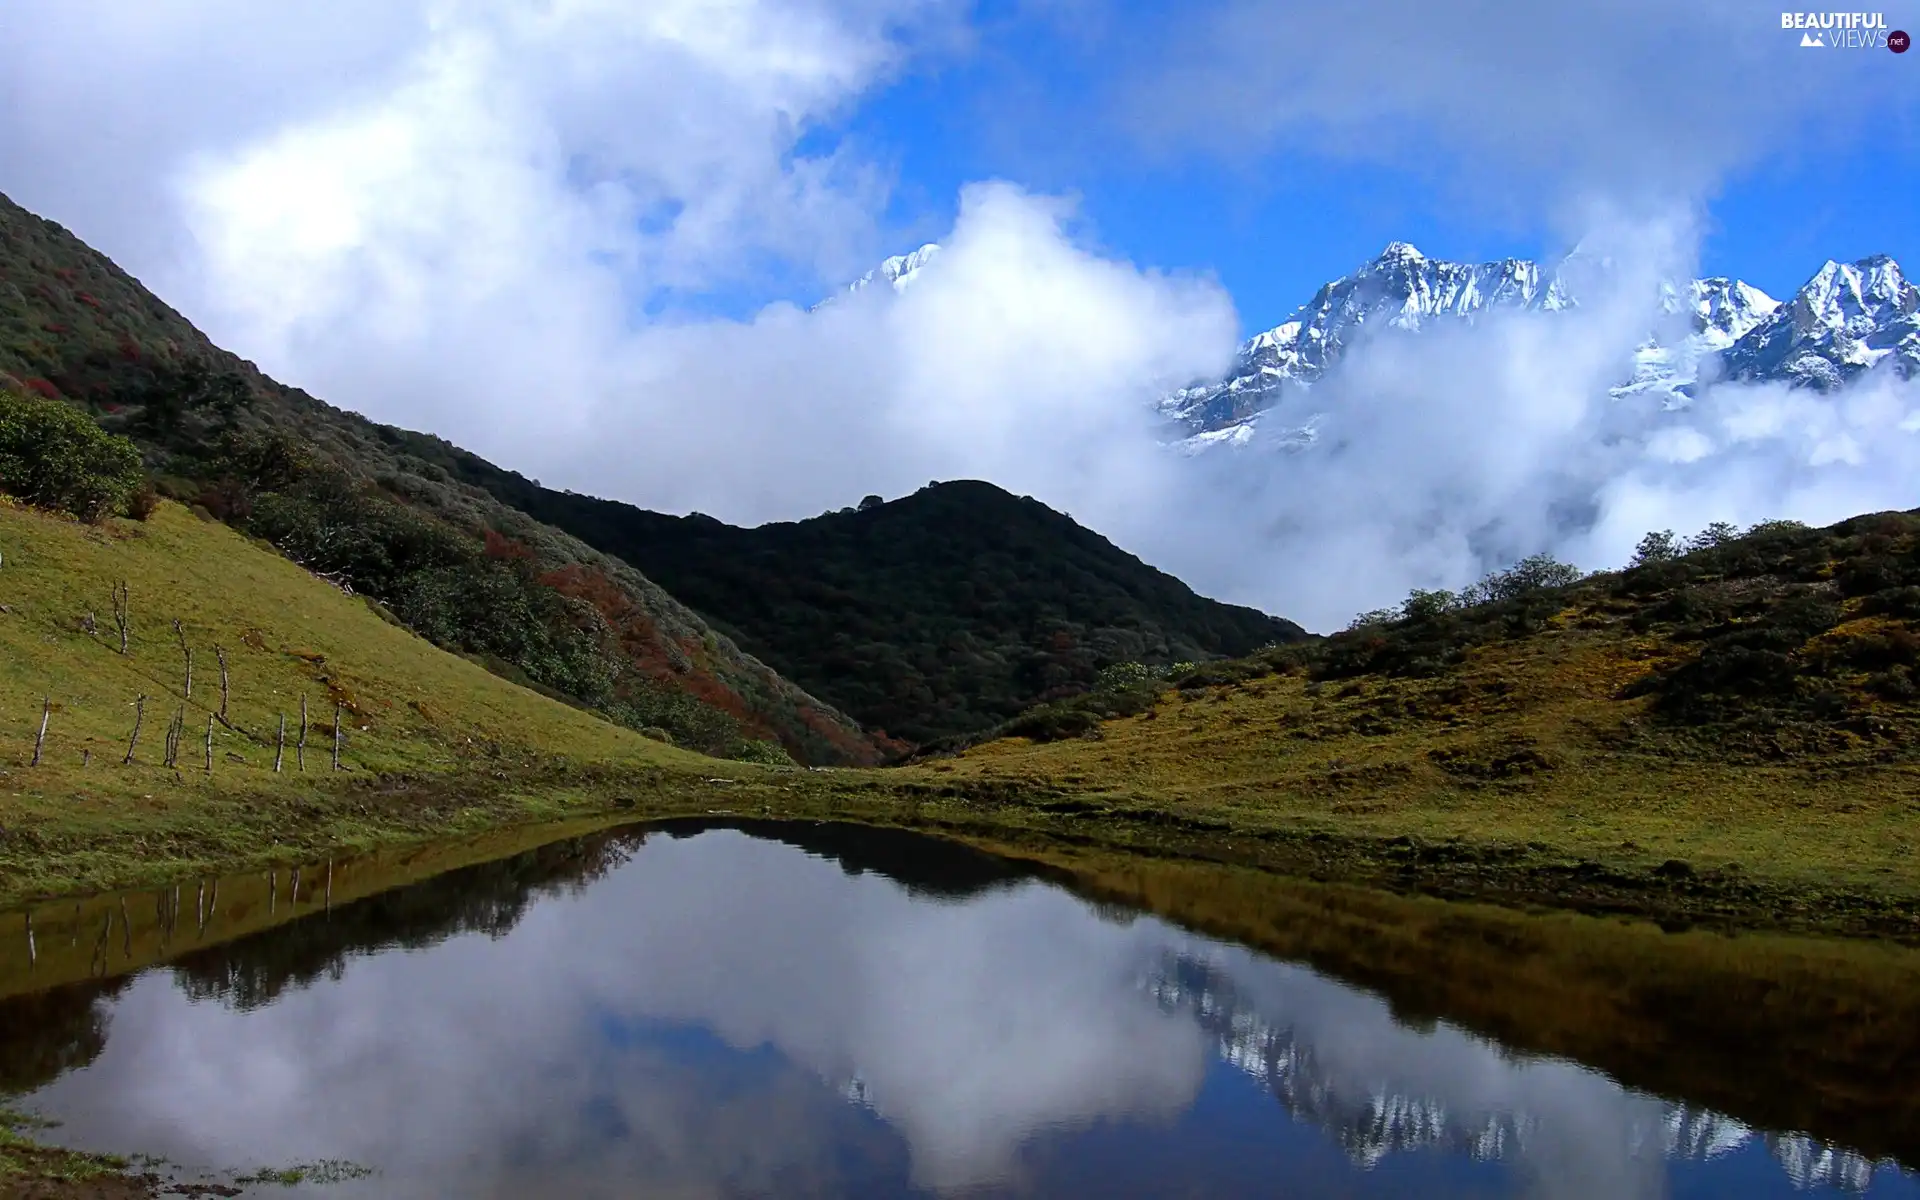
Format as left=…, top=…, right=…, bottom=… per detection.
left=1779, top=11, right=1907, bottom=49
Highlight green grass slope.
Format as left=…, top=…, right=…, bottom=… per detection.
left=0, top=500, right=670, bottom=774
left=0, top=191, right=884, bottom=766
left=0, top=498, right=729, bottom=898
left=380, top=458, right=1307, bottom=745
left=909, top=511, right=1920, bottom=923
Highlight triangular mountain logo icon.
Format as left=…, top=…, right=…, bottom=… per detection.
left=1800, top=30, right=1825, bottom=46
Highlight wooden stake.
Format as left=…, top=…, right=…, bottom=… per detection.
left=81, top=748, right=90, bottom=768
left=204, top=714, right=214, bottom=773
left=111, top=581, right=130, bottom=655
left=123, top=695, right=146, bottom=765
left=174, top=619, right=192, bottom=698
left=215, top=646, right=230, bottom=724
left=24, top=912, right=34, bottom=968
left=31, top=697, right=49, bottom=767
left=275, top=713, right=286, bottom=773
left=332, top=702, right=343, bottom=771
left=298, top=696, right=308, bottom=772
left=325, top=857, right=333, bottom=913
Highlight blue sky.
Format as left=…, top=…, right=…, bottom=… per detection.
left=10, top=0, right=1920, bottom=622
left=796, top=0, right=1920, bottom=334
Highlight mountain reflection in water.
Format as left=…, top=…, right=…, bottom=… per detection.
left=1, top=822, right=1915, bottom=1198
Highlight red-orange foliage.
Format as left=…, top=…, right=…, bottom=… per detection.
left=22, top=377, right=60, bottom=399
left=483, top=528, right=536, bottom=561
left=536, top=561, right=827, bottom=748
left=75, top=291, right=102, bottom=309
left=40, top=322, right=68, bottom=335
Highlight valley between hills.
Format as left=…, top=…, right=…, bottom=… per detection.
left=4, top=188, right=1920, bottom=944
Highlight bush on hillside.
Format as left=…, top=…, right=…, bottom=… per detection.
left=0, top=386, right=144, bottom=521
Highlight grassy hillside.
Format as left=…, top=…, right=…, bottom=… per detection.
left=381, top=457, right=1306, bottom=744
left=0, top=192, right=883, bottom=766
left=905, top=511, right=1920, bottom=921
left=0, top=497, right=735, bottom=898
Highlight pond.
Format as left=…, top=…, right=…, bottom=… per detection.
left=1, top=819, right=1917, bottom=1197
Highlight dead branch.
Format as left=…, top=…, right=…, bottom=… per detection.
left=110, top=581, right=130, bottom=655
left=123, top=695, right=146, bottom=765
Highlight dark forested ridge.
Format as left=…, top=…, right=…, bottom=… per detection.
left=0, top=190, right=886, bottom=765
left=0, top=188, right=1304, bottom=754
left=374, top=442, right=1308, bottom=744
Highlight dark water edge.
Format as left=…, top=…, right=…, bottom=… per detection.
left=2, top=818, right=1919, bottom=1196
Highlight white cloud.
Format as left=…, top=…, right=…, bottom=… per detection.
left=4, top=0, right=1917, bottom=640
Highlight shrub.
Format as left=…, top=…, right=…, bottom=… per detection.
left=1631, top=530, right=1680, bottom=566
left=125, top=480, right=161, bottom=521
left=1401, top=588, right=1459, bottom=621
left=729, top=738, right=797, bottom=766
left=1347, top=608, right=1399, bottom=630
left=1462, top=553, right=1583, bottom=605
left=1685, top=521, right=1741, bottom=553
left=1092, top=661, right=1154, bottom=692
left=0, top=386, right=145, bottom=521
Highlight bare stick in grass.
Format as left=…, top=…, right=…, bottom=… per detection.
left=124, top=695, right=146, bottom=765
left=174, top=619, right=192, bottom=698
left=333, top=702, right=343, bottom=771
left=111, top=581, right=130, bottom=655
left=298, top=696, right=308, bottom=771
left=275, top=713, right=286, bottom=773
left=215, top=646, right=231, bottom=725
left=32, top=697, right=49, bottom=767
left=204, top=715, right=214, bottom=774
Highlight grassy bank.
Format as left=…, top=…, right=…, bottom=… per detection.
left=889, top=513, right=1920, bottom=935
left=0, top=498, right=720, bottom=900
left=7, top=499, right=1920, bottom=941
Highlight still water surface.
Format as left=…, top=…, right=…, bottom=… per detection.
left=2, top=821, right=1916, bottom=1198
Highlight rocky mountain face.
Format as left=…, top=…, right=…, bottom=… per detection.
left=1162, top=243, right=1915, bottom=452
left=1161, top=243, right=1916, bottom=452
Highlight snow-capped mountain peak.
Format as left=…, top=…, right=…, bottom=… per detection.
left=1153, top=245, right=1910, bottom=448
left=852, top=242, right=941, bottom=294
left=1155, top=246, right=1588, bottom=438
left=1674, top=277, right=1780, bottom=349
left=825, top=238, right=1912, bottom=451
left=1720, top=254, right=1918, bottom=390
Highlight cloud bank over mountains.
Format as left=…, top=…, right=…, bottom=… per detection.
left=3, top=0, right=1918, bottom=631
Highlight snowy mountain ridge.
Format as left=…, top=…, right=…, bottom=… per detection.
left=1159, top=243, right=1915, bottom=452
left=832, top=239, right=1916, bottom=454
